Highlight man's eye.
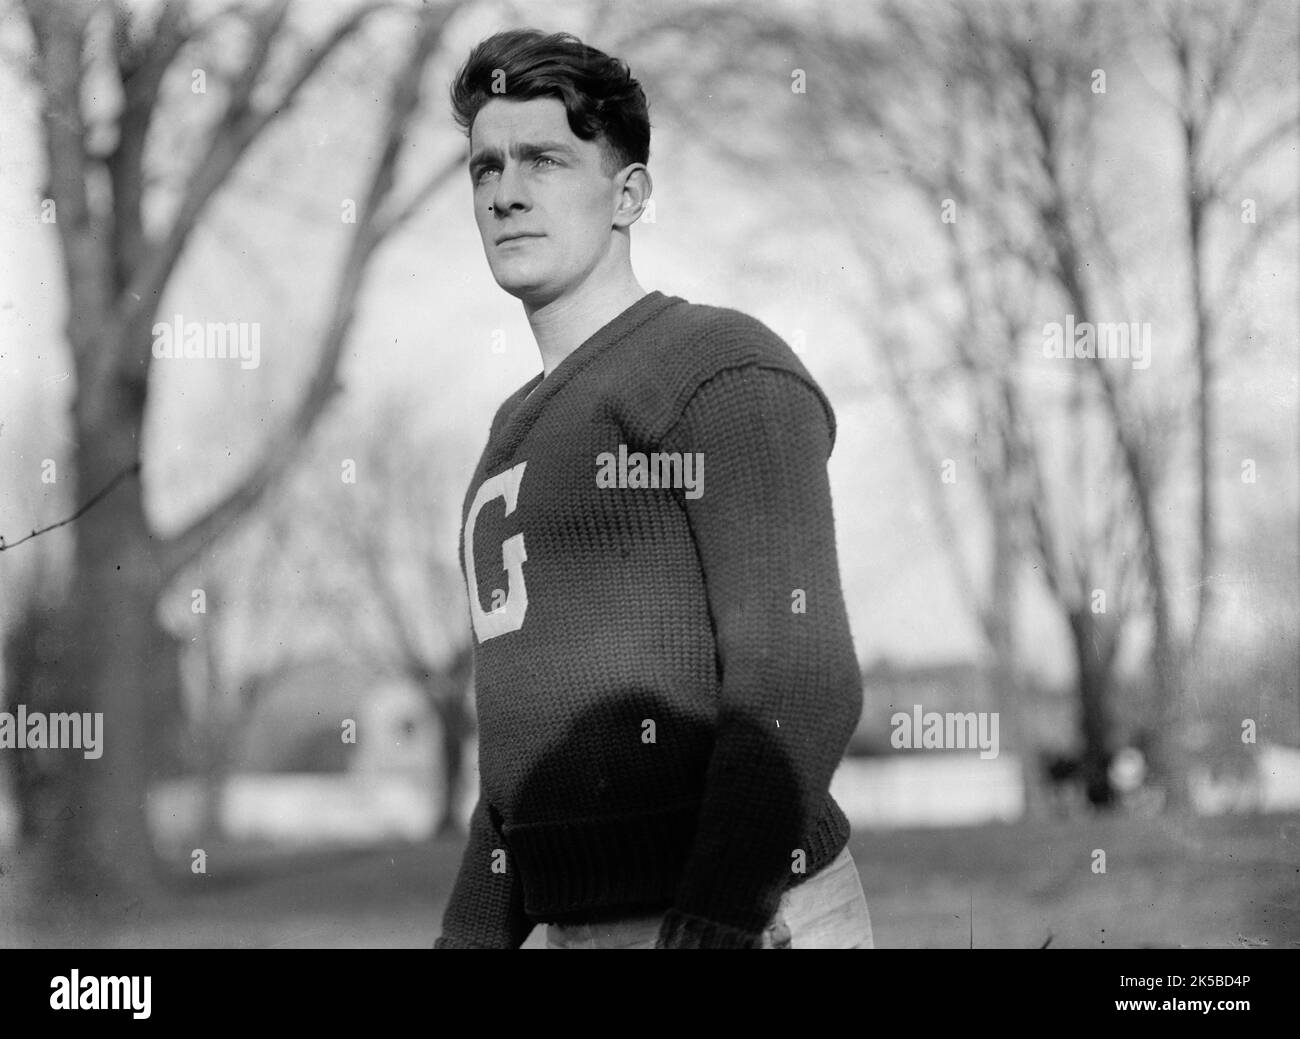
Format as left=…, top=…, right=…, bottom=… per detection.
left=535, top=156, right=558, bottom=169
left=475, top=167, right=499, bottom=184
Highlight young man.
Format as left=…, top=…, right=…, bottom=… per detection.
left=434, top=28, right=872, bottom=949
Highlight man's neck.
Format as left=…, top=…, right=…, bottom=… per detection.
left=524, top=267, right=647, bottom=377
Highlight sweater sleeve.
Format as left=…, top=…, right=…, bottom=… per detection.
left=652, top=365, right=863, bottom=949
left=433, top=789, right=533, bottom=949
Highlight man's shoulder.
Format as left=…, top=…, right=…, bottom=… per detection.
left=617, top=293, right=833, bottom=439
left=650, top=295, right=795, bottom=368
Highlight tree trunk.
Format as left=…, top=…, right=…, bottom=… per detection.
left=1145, top=611, right=1191, bottom=813
left=3, top=599, right=60, bottom=842
left=431, top=694, right=471, bottom=838
left=194, top=595, right=230, bottom=842
left=1067, top=608, right=1116, bottom=809
left=32, top=417, right=182, bottom=911
left=985, top=482, right=1032, bottom=811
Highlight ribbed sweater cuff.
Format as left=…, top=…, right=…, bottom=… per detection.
left=672, top=792, right=852, bottom=934
left=433, top=934, right=502, bottom=949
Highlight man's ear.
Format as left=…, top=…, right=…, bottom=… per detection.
left=613, top=164, right=652, bottom=229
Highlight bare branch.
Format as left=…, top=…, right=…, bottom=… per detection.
left=158, top=2, right=461, bottom=584
left=110, top=1, right=396, bottom=350
left=1208, top=110, right=1300, bottom=203
left=1211, top=192, right=1300, bottom=315
left=1202, top=0, right=1265, bottom=101
left=372, top=146, right=467, bottom=239
left=23, top=0, right=115, bottom=362
left=0, top=461, right=141, bottom=554
left=107, top=1, right=192, bottom=292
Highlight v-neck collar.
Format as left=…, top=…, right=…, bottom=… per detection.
left=486, top=290, right=677, bottom=469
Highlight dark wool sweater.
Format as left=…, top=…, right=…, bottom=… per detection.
left=434, top=290, right=863, bottom=949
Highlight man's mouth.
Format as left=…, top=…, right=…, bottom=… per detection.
left=495, top=232, right=545, bottom=246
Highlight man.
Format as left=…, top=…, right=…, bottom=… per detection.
left=434, top=28, right=871, bottom=949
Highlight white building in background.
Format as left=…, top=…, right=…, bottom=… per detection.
left=146, top=651, right=1300, bottom=847
left=831, top=754, right=1026, bottom=829
left=150, top=657, right=476, bottom=849
left=1191, top=743, right=1300, bottom=816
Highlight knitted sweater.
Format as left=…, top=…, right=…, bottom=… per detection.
left=434, top=290, right=863, bottom=949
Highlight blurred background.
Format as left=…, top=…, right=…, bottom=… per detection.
left=0, top=0, right=1296, bottom=948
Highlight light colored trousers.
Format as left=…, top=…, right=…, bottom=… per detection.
left=546, top=846, right=874, bottom=949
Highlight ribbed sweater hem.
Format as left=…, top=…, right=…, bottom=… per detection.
left=509, top=792, right=852, bottom=926
left=506, top=800, right=700, bottom=921
left=432, top=934, right=500, bottom=949
left=787, top=793, right=853, bottom=894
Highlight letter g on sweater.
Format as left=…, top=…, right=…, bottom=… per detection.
left=464, top=461, right=530, bottom=642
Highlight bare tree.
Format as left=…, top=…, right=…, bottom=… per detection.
left=869, top=0, right=1150, bottom=808
left=184, top=397, right=478, bottom=839
left=655, top=0, right=1296, bottom=810
left=178, top=502, right=304, bottom=845
left=881, top=0, right=1293, bottom=808
left=1150, top=0, right=1300, bottom=651
left=6, top=0, right=468, bottom=906
left=301, top=400, right=476, bottom=837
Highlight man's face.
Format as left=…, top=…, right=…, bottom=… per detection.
left=468, top=97, right=623, bottom=307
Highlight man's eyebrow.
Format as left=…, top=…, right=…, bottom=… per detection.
left=515, top=140, right=578, bottom=158
left=468, top=140, right=578, bottom=171
left=467, top=146, right=498, bottom=175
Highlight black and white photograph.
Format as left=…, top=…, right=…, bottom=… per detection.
left=0, top=0, right=1296, bottom=989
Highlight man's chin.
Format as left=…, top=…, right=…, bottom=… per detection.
left=492, top=272, right=559, bottom=308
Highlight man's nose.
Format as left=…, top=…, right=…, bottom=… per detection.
left=491, top=162, right=530, bottom=214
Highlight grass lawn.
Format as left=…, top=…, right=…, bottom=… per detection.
left=851, top=811, right=1299, bottom=948
left=5, top=810, right=1297, bottom=948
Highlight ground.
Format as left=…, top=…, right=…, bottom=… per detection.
left=4, top=811, right=1297, bottom=948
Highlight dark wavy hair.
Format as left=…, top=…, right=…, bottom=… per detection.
left=450, top=29, right=650, bottom=173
